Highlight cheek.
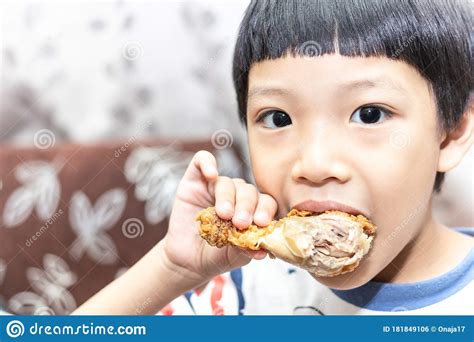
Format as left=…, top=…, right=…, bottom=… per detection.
left=249, top=136, right=291, bottom=212
left=359, top=125, right=438, bottom=263
left=353, top=116, right=438, bottom=204
left=250, top=153, right=286, bottom=191
left=367, top=124, right=439, bottom=202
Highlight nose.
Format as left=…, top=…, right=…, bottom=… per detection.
left=291, top=123, right=351, bottom=185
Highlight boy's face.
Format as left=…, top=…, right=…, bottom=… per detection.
left=246, top=54, right=442, bottom=289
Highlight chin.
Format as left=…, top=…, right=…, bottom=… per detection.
left=310, top=268, right=375, bottom=290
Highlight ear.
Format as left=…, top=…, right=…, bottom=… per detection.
left=438, top=96, right=474, bottom=172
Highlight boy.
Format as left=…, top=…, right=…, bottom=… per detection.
left=74, top=0, right=473, bottom=314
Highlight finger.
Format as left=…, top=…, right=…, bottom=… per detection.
left=232, top=180, right=259, bottom=230
left=239, top=248, right=268, bottom=260
left=214, top=176, right=235, bottom=220
left=253, top=193, right=278, bottom=227
left=186, top=150, right=218, bottom=183
left=251, top=250, right=268, bottom=260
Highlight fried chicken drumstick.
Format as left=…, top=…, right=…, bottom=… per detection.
left=196, top=207, right=376, bottom=277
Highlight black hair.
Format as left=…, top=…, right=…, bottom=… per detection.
left=232, top=0, right=473, bottom=192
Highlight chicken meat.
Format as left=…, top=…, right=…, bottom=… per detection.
left=196, top=207, right=376, bottom=277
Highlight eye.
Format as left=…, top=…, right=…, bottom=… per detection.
left=256, top=110, right=292, bottom=129
left=350, top=106, right=393, bottom=125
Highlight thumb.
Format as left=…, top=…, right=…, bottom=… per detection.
left=203, top=245, right=252, bottom=277
left=227, top=247, right=252, bottom=269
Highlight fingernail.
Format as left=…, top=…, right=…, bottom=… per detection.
left=253, top=251, right=267, bottom=260
left=204, top=164, right=217, bottom=175
left=235, top=210, right=250, bottom=223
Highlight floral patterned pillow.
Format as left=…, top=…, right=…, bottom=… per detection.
left=0, top=139, right=245, bottom=315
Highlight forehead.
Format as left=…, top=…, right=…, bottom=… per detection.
left=247, top=54, right=431, bottom=100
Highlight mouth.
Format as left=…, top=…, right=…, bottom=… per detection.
left=292, top=200, right=369, bottom=219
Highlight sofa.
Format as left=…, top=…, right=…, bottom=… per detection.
left=0, top=139, right=246, bottom=315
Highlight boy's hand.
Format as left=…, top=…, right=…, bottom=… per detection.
left=162, top=150, right=277, bottom=284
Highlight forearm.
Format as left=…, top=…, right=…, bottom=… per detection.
left=72, top=239, right=206, bottom=315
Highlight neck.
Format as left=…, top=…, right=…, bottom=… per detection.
left=374, top=207, right=473, bottom=284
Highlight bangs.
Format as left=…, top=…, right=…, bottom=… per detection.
left=233, top=0, right=472, bottom=130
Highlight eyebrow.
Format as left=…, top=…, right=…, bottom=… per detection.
left=337, top=78, right=409, bottom=98
left=247, top=86, right=292, bottom=99
left=248, top=78, right=410, bottom=100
